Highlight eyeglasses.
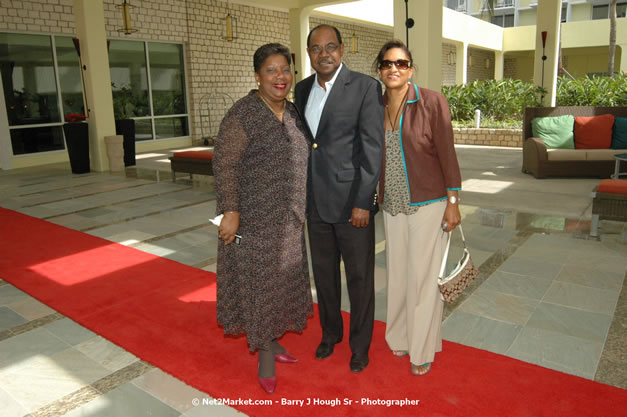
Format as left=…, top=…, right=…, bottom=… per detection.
left=309, top=43, right=339, bottom=55
left=380, top=59, right=411, bottom=70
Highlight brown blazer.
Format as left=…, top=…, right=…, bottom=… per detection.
left=379, top=84, right=461, bottom=205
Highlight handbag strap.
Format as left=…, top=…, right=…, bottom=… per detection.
left=438, top=224, right=468, bottom=279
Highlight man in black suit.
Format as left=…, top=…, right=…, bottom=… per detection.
left=295, top=24, right=384, bottom=373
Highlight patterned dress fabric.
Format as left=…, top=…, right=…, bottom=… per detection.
left=213, top=90, right=313, bottom=351
left=382, top=129, right=420, bottom=216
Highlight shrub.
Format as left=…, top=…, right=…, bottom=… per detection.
left=442, top=79, right=544, bottom=122
left=556, top=73, right=627, bottom=106
left=442, top=74, right=627, bottom=124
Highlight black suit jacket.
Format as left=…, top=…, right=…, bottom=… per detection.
left=295, top=65, right=384, bottom=224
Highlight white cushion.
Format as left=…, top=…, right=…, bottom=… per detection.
left=585, top=149, right=627, bottom=160
left=546, top=149, right=585, bottom=161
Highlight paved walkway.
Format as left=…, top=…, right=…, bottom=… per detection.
left=0, top=145, right=624, bottom=417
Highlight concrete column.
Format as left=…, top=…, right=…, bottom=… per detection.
left=72, top=0, right=116, bottom=172
left=533, top=0, right=561, bottom=106
left=456, top=43, right=468, bottom=85
left=495, top=50, right=504, bottom=81
left=289, top=8, right=310, bottom=82
left=618, top=44, right=627, bottom=74
left=393, top=0, right=442, bottom=90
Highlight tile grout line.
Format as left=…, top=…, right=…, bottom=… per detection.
left=17, top=179, right=163, bottom=208
left=38, top=187, right=203, bottom=220
left=443, top=229, right=534, bottom=321
left=0, top=312, right=65, bottom=342
left=25, top=361, right=155, bottom=417
left=77, top=198, right=216, bottom=233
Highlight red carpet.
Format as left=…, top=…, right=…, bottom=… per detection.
left=0, top=207, right=625, bottom=416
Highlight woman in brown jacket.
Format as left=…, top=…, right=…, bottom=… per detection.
left=374, top=40, right=462, bottom=376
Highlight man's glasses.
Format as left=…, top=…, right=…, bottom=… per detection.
left=309, top=43, right=339, bottom=55
left=380, top=59, right=411, bottom=71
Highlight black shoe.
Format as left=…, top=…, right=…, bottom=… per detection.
left=315, top=342, right=335, bottom=359
left=350, top=355, right=369, bottom=373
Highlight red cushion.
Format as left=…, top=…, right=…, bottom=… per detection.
left=574, top=114, right=614, bottom=149
left=598, top=179, right=627, bottom=195
left=172, top=151, right=214, bottom=160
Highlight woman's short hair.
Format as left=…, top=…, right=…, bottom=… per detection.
left=373, top=40, right=414, bottom=73
left=253, top=43, right=291, bottom=73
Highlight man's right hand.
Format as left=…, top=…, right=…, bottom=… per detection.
left=349, top=207, right=370, bottom=228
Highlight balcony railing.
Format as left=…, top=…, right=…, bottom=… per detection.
left=495, top=0, right=514, bottom=8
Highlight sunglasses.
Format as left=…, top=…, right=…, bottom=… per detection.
left=380, top=59, right=411, bottom=70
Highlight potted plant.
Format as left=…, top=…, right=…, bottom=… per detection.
left=63, top=113, right=90, bottom=174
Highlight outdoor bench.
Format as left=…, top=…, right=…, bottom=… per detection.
left=590, top=179, right=627, bottom=236
left=168, top=150, right=214, bottom=182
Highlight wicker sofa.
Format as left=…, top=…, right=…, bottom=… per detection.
left=522, top=106, right=627, bottom=179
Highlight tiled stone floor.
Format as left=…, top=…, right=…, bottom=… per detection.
left=0, top=145, right=625, bottom=416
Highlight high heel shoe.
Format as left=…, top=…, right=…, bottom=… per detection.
left=258, top=375, right=277, bottom=394
left=275, top=352, right=298, bottom=363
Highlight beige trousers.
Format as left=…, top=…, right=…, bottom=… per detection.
left=383, top=200, right=447, bottom=365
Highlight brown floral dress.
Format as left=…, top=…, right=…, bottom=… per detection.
left=213, top=90, right=313, bottom=351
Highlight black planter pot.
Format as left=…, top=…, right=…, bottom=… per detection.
left=63, top=122, right=90, bottom=174
left=115, top=119, right=136, bottom=166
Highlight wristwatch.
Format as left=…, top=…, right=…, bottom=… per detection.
left=448, top=196, right=458, bottom=204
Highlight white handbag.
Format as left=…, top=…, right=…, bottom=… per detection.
left=437, top=225, right=479, bottom=303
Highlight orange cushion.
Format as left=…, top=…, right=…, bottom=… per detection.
left=598, top=179, right=627, bottom=195
left=574, top=114, right=614, bottom=149
left=172, top=151, right=213, bottom=160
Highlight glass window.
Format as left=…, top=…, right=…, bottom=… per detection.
left=561, top=6, right=567, bottom=22
left=148, top=43, right=187, bottom=116
left=618, top=2, right=627, bottom=17
left=134, top=118, right=153, bottom=142
left=0, top=33, right=60, bottom=126
left=109, top=40, right=150, bottom=119
left=593, top=5, right=608, bottom=20
left=155, top=116, right=188, bottom=139
left=491, top=15, right=503, bottom=26
left=55, top=36, right=85, bottom=119
left=491, top=14, right=514, bottom=27
left=10, top=126, right=64, bottom=155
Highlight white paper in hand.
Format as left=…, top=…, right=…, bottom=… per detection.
left=210, top=214, right=223, bottom=226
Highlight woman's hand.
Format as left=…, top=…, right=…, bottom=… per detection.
left=218, top=211, right=240, bottom=245
left=441, top=194, right=461, bottom=233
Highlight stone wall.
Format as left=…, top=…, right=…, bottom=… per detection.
left=0, top=0, right=291, bottom=144
left=453, top=128, right=523, bottom=147
left=467, top=47, right=494, bottom=83
left=442, top=42, right=456, bottom=86
left=309, top=16, right=393, bottom=79
left=0, top=0, right=523, bottom=149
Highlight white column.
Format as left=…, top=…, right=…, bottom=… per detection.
left=393, top=0, right=442, bottom=90
left=289, top=8, right=310, bottom=82
left=72, top=0, right=116, bottom=171
left=533, top=0, right=561, bottom=106
left=495, top=50, right=505, bottom=81
left=619, top=44, right=627, bottom=74
left=456, top=43, right=468, bottom=85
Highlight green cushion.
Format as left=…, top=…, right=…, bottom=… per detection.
left=611, top=117, right=627, bottom=149
left=531, top=115, right=575, bottom=149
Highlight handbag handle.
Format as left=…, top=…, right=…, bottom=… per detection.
left=438, top=224, right=468, bottom=279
